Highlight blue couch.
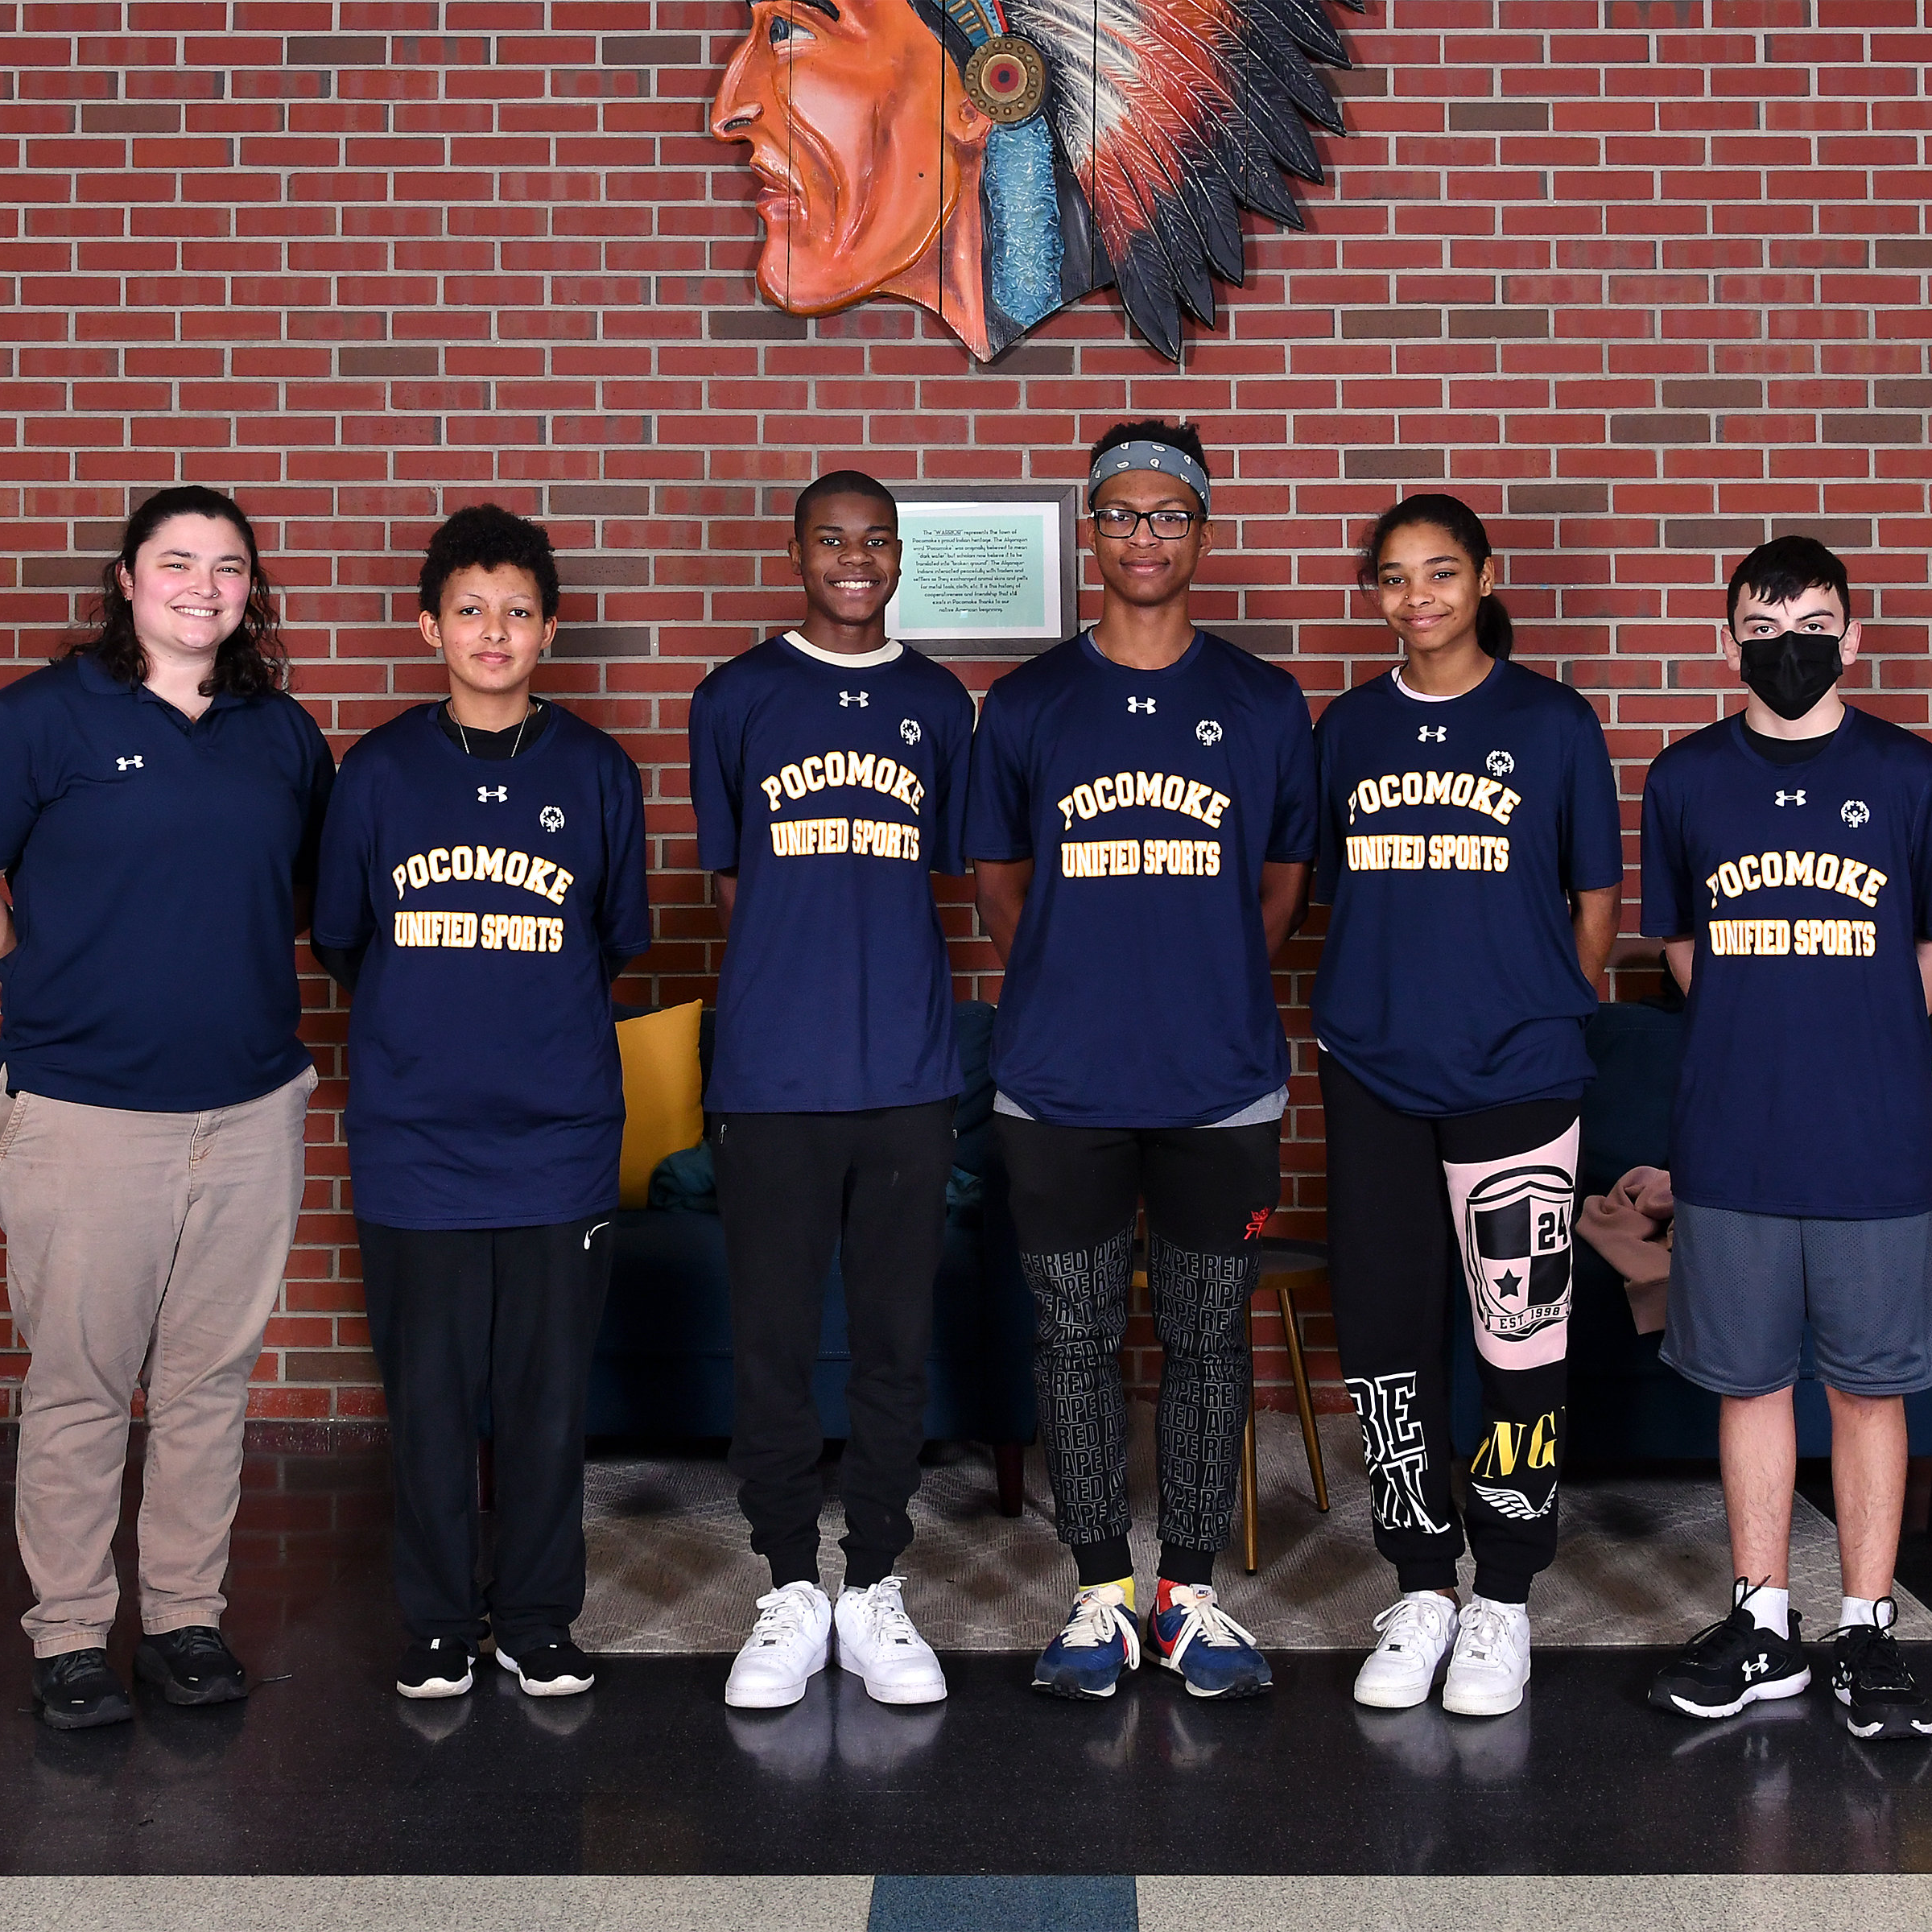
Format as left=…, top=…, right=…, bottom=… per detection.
left=1452, top=998, right=1932, bottom=1459
left=586, top=1000, right=1038, bottom=1511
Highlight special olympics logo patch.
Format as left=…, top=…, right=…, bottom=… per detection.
left=1196, top=720, right=1223, bottom=747
left=1842, top=799, right=1870, bottom=828
left=900, top=717, right=922, bottom=745
left=1487, top=750, right=1515, bottom=778
left=539, top=806, right=565, bottom=832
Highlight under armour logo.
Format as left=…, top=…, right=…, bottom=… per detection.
left=1842, top=799, right=1870, bottom=828
left=115, top=755, right=143, bottom=770
left=1128, top=697, right=1156, bottom=715
left=1196, top=720, right=1223, bottom=747
left=478, top=785, right=508, bottom=803
left=1776, top=790, right=1806, bottom=807
left=840, top=690, right=868, bottom=708
left=1742, top=1655, right=1769, bottom=1681
left=900, top=717, right=921, bottom=745
left=1418, top=726, right=1446, bottom=744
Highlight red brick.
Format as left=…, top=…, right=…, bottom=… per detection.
left=1, top=7, right=1926, bottom=1414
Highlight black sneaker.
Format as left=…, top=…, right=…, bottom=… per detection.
left=31, top=1649, right=134, bottom=1731
left=1832, top=1601, right=1932, bottom=1741
left=396, top=1637, right=476, bottom=1700
left=134, top=1626, right=247, bottom=1706
left=1649, top=1580, right=1810, bottom=1719
left=497, top=1639, right=595, bottom=1698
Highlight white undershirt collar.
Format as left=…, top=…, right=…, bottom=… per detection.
left=784, top=630, right=904, bottom=670
left=1391, top=667, right=1458, bottom=704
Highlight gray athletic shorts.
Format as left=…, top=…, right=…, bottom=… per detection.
left=1662, top=1203, right=1932, bottom=1398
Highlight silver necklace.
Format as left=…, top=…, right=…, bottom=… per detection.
left=450, top=699, right=538, bottom=759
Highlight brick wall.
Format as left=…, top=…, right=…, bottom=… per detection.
left=1, top=2, right=1926, bottom=1422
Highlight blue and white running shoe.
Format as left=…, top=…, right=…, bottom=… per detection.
left=1032, top=1583, right=1141, bottom=1700
left=1147, top=1583, right=1273, bottom=1699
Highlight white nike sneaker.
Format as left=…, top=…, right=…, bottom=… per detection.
left=834, top=1576, right=947, bottom=1706
left=1443, top=1595, right=1532, bottom=1716
left=1352, top=1591, right=1459, bottom=1709
left=724, top=1581, right=832, bottom=1710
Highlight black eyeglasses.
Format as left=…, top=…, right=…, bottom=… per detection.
left=1093, top=506, right=1198, bottom=540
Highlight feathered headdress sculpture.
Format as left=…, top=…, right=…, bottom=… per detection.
left=915, top=0, right=1361, bottom=357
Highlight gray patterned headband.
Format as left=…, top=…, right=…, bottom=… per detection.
left=1088, top=440, right=1211, bottom=516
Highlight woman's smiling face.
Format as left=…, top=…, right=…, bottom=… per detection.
left=117, top=512, right=254, bottom=665
left=1373, top=522, right=1495, bottom=659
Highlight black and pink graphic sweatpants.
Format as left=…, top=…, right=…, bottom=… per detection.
left=1319, top=1051, right=1580, bottom=1605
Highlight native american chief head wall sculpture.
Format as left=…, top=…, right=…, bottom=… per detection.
left=711, top=0, right=1360, bottom=361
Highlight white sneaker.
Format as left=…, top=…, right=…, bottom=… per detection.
left=834, top=1576, right=947, bottom=1706
left=1443, top=1595, right=1532, bottom=1716
left=1352, top=1591, right=1459, bottom=1709
left=724, top=1581, right=832, bottom=1710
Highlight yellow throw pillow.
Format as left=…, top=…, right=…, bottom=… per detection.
left=616, top=1001, right=705, bottom=1209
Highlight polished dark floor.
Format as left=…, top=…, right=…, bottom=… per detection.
left=2, top=1430, right=1931, bottom=1877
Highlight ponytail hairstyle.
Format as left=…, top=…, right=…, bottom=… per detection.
left=1356, top=493, right=1513, bottom=660
left=64, top=485, right=289, bottom=698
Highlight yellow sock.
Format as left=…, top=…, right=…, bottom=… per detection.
left=1092, top=1576, right=1134, bottom=1612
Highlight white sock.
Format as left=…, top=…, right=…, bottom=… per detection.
left=1744, top=1586, right=1790, bottom=1639
left=1839, top=1594, right=1880, bottom=1629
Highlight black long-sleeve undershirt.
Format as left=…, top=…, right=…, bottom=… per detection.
left=1742, top=720, right=1837, bottom=766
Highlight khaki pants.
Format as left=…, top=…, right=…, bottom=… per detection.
left=0, top=1064, right=315, bottom=1657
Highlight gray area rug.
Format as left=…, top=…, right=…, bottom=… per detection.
left=579, top=1410, right=1932, bottom=1653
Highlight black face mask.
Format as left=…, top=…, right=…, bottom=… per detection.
left=1737, top=630, right=1843, bottom=722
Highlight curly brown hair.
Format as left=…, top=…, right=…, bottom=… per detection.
left=64, top=485, right=289, bottom=698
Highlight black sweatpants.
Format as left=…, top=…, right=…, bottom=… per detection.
left=997, top=1115, right=1282, bottom=1589
left=357, top=1216, right=614, bottom=1653
left=1319, top=1052, right=1580, bottom=1604
left=713, top=1100, right=956, bottom=1592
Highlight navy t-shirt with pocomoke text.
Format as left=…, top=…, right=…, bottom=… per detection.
left=312, top=702, right=651, bottom=1230
left=1641, top=706, right=1932, bottom=1220
left=0, top=650, right=335, bottom=1111
left=690, top=633, right=975, bottom=1113
left=964, top=630, right=1317, bottom=1129
left=1311, top=658, right=1624, bottom=1117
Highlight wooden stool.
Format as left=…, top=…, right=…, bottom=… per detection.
left=1241, top=1245, right=1331, bottom=1573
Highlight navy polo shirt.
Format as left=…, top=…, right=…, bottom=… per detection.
left=0, top=650, right=336, bottom=1111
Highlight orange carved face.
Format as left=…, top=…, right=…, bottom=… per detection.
left=712, top=0, right=989, bottom=320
